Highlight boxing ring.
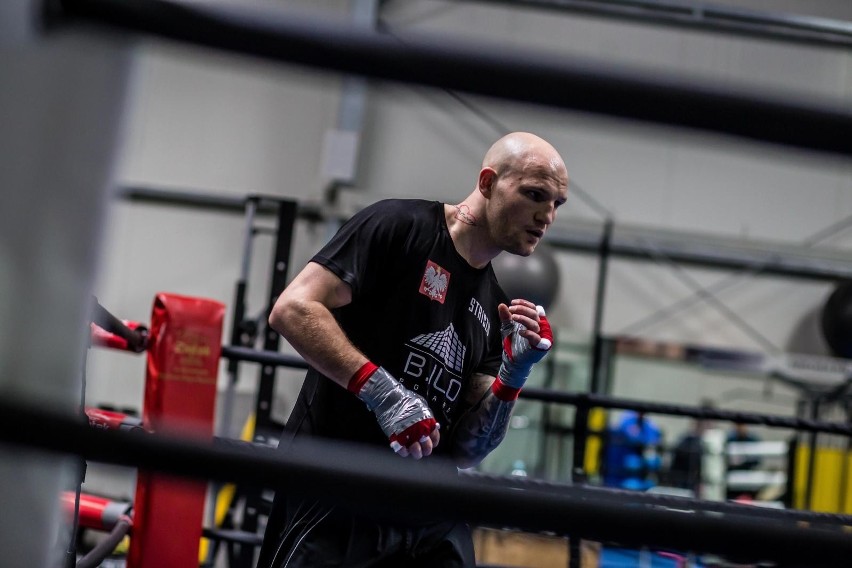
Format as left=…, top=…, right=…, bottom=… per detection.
left=9, top=297, right=852, bottom=567
left=2, top=390, right=852, bottom=566
left=5, top=0, right=852, bottom=566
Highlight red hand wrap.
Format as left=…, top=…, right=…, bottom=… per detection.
left=388, top=418, right=438, bottom=448
left=348, top=361, right=379, bottom=394
left=491, top=380, right=522, bottom=402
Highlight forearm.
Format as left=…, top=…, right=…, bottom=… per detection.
left=269, top=297, right=365, bottom=388
left=448, top=302, right=553, bottom=468
left=268, top=262, right=438, bottom=458
left=451, top=377, right=516, bottom=469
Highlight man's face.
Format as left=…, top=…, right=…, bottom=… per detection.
left=485, top=159, right=568, bottom=256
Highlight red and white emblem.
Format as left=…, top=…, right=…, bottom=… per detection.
left=419, top=260, right=450, bottom=304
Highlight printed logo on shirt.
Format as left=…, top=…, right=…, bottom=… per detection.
left=398, top=324, right=466, bottom=417
left=409, top=324, right=466, bottom=374
left=468, top=297, right=491, bottom=336
left=419, top=260, right=450, bottom=304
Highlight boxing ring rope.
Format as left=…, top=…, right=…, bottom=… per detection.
left=523, top=388, right=852, bottom=435
left=1, top=397, right=850, bottom=566
left=223, top=345, right=852, bottom=529
left=90, top=298, right=148, bottom=353
left=221, top=345, right=852, bottom=437
left=220, top=345, right=308, bottom=370
left=461, top=469, right=852, bottom=528
left=48, top=0, right=852, bottom=157
left=223, top=346, right=852, bottom=508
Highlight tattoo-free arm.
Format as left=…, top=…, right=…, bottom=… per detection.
left=268, top=261, right=366, bottom=386
left=450, top=373, right=515, bottom=469
left=268, top=261, right=440, bottom=459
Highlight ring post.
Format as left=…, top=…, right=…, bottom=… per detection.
left=127, top=293, right=224, bottom=568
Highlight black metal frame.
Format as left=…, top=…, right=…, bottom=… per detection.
left=567, top=213, right=852, bottom=519
left=214, top=195, right=299, bottom=568
left=452, top=0, right=852, bottom=50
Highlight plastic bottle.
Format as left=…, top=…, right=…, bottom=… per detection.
left=510, top=460, right=528, bottom=477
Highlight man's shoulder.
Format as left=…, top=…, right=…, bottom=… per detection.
left=363, top=198, right=440, bottom=216
left=354, top=199, right=443, bottom=231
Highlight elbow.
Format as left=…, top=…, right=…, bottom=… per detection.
left=268, top=302, right=286, bottom=335
left=450, top=443, right=489, bottom=470
left=268, top=294, right=306, bottom=338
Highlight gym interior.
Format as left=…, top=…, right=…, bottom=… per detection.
left=4, top=0, right=852, bottom=567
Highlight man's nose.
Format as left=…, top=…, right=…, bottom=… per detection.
left=536, top=203, right=556, bottom=226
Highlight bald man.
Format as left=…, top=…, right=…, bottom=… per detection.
left=258, top=133, right=569, bottom=568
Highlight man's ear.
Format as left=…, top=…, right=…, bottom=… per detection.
left=478, top=168, right=497, bottom=197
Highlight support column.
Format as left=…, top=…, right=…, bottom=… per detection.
left=0, top=2, right=134, bottom=566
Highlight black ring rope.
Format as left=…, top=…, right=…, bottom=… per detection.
left=462, top=470, right=852, bottom=528
left=1, top=398, right=850, bottom=566
left=49, top=0, right=852, bottom=157
left=220, top=346, right=852, bottom=435
left=90, top=297, right=147, bottom=353
left=219, top=345, right=309, bottom=369
left=522, top=388, right=852, bottom=435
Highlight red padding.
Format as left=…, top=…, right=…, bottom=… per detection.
left=127, top=293, right=224, bottom=568
left=86, top=407, right=133, bottom=430
left=62, top=492, right=131, bottom=531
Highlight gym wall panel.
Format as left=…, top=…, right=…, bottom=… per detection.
left=355, top=83, right=492, bottom=205
left=664, top=146, right=844, bottom=242
left=121, top=43, right=341, bottom=198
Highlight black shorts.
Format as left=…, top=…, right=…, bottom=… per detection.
left=257, top=494, right=475, bottom=568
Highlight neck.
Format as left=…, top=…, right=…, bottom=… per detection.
left=444, top=202, right=499, bottom=269
left=453, top=203, right=478, bottom=226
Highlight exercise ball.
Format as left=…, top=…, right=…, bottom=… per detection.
left=491, top=243, right=560, bottom=310
left=820, top=280, right=852, bottom=358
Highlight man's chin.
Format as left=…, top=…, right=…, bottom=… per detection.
left=504, top=243, right=536, bottom=257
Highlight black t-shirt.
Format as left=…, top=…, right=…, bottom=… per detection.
left=283, top=199, right=507, bottom=458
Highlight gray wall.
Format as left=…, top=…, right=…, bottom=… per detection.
left=86, top=0, right=852, bottom=462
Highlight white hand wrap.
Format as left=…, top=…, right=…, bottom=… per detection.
left=357, top=366, right=436, bottom=451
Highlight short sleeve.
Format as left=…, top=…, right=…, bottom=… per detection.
left=311, top=200, right=415, bottom=299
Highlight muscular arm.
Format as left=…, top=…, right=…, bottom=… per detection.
left=268, top=261, right=366, bottom=387
left=450, top=373, right=515, bottom=469
left=269, top=261, right=440, bottom=458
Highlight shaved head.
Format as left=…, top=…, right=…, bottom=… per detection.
left=482, top=132, right=566, bottom=180
left=447, top=131, right=568, bottom=267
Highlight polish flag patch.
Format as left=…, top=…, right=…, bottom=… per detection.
left=419, top=260, right=450, bottom=304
